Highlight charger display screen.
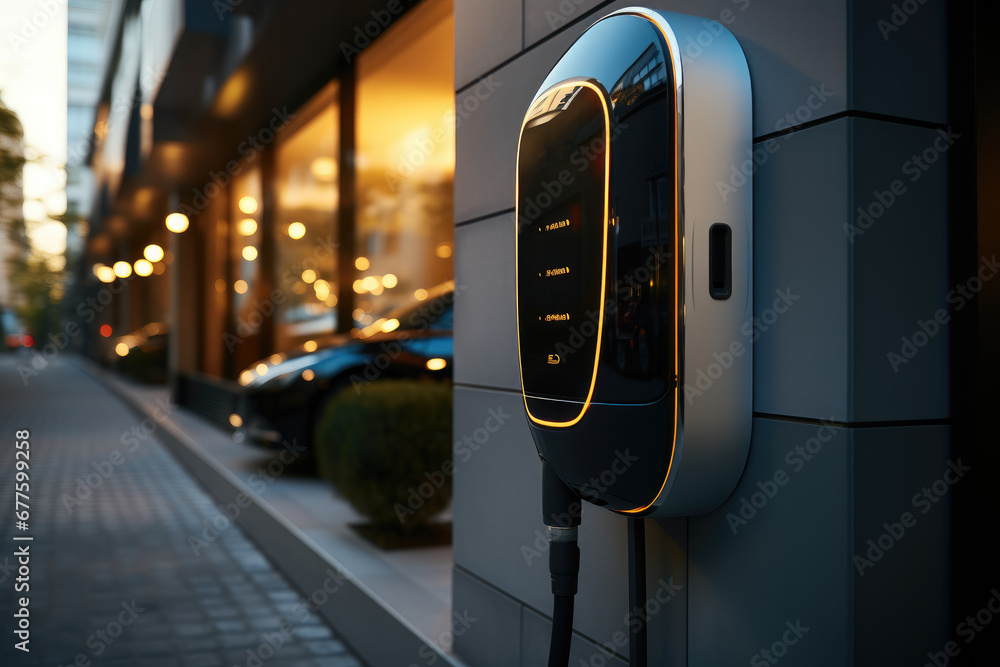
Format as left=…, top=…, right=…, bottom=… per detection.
left=517, top=82, right=609, bottom=416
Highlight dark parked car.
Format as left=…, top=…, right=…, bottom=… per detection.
left=234, top=281, right=454, bottom=450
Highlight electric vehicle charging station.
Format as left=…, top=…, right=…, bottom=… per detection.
left=514, top=7, right=752, bottom=665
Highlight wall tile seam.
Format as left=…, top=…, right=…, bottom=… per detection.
left=455, top=565, right=631, bottom=663
left=752, top=412, right=950, bottom=430
left=455, top=208, right=515, bottom=228
left=846, top=116, right=857, bottom=426
left=753, top=109, right=946, bottom=146
left=455, top=0, right=617, bottom=94
left=846, top=416, right=856, bottom=664
left=453, top=112, right=948, bottom=229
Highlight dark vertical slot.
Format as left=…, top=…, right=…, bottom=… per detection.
left=708, top=223, right=731, bottom=300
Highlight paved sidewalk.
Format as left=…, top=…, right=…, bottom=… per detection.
left=0, top=354, right=364, bottom=667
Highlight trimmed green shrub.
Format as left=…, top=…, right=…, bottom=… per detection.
left=315, top=379, right=453, bottom=531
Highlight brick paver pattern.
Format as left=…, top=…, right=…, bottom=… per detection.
left=0, top=356, right=364, bottom=667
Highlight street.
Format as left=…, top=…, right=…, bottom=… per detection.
left=0, top=354, right=363, bottom=667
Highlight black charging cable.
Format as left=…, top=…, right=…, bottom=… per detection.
left=542, top=461, right=582, bottom=667
left=628, top=517, right=647, bottom=667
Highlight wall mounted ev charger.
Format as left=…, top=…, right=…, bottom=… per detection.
left=516, top=7, right=753, bottom=519
left=516, top=12, right=752, bottom=663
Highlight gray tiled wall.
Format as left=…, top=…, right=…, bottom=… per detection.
left=452, top=1, right=951, bottom=665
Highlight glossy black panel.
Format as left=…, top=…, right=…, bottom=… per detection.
left=517, top=83, right=608, bottom=407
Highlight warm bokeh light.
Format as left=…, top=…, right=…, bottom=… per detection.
left=143, top=244, right=164, bottom=262
left=234, top=280, right=248, bottom=294
left=302, top=369, right=315, bottom=382
left=229, top=413, right=244, bottom=428
left=426, top=358, right=447, bottom=371
left=239, top=370, right=254, bottom=386
left=255, top=363, right=268, bottom=375
left=414, top=288, right=428, bottom=301
left=92, top=263, right=106, bottom=277
left=238, top=218, right=258, bottom=236
left=382, top=273, right=398, bottom=288
left=165, top=212, right=189, bottom=233
left=99, top=324, right=113, bottom=338
left=310, top=157, right=336, bottom=181
left=436, top=243, right=453, bottom=258
left=113, top=261, right=132, bottom=278
left=287, top=222, right=306, bottom=239
left=115, top=342, right=130, bottom=357
left=153, top=262, right=166, bottom=275
left=355, top=256, right=370, bottom=271
left=301, top=269, right=317, bottom=283
left=326, top=295, right=338, bottom=307
left=314, top=280, right=331, bottom=301
left=215, top=279, right=227, bottom=293
left=303, top=340, right=318, bottom=352
left=352, top=308, right=366, bottom=320
left=361, top=276, right=379, bottom=292
left=242, top=246, right=258, bottom=261
left=381, top=318, right=400, bottom=333
left=291, top=281, right=307, bottom=295
left=96, top=266, right=116, bottom=283
left=353, top=279, right=365, bottom=293
left=133, top=259, right=153, bottom=276
left=269, top=354, right=283, bottom=364
left=238, top=196, right=258, bottom=214
left=22, top=335, right=34, bottom=348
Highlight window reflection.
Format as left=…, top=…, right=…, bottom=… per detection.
left=354, top=0, right=454, bottom=325
left=274, top=82, right=339, bottom=351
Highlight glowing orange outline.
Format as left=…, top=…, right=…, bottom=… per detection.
left=619, top=9, right=680, bottom=515
left=515, top=79, right=611, bottom=428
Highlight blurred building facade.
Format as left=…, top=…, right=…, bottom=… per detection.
left=81, top=0, right=987, bottom=666
left=83, top=0, right=454, bottom=393
left=64, top=0, right=113, bottom=339
left=0, top=96, right=26, bottom=345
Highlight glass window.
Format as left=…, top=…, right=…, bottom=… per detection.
left=273, top=82, right=339, bottom=351
left=353, top=0, right=454, bottom=331
left=229, top=158, right=263, bottom=371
